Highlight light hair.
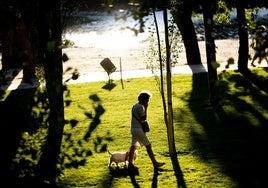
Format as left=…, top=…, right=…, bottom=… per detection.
left=138, top=90, right=152, bottom=98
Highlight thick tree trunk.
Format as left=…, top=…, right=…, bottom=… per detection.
left=0, top=6, right=35, bottom=81
left=236, top=1, right=249, bottom=72
left=1, top=8, right=23, bottom=70
left=171, top=0, right=202, bottom=65
left=36, top=0, right=65, bottom=185
left=16, top=13, right=36, bottom=82
left=1, top=28, right=17, bottom=70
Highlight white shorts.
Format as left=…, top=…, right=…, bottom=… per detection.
left=131, top=128, right=151, bottom=147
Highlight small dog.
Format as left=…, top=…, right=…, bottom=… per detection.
left=108, top=150, right=138, bottom=168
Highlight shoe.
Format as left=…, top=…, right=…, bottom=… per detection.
left=154, top=162, right=165, bottom=169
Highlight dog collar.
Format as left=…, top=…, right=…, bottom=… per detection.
left=125, top=151, right=129, bottom=161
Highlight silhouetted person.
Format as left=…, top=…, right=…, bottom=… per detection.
left=250, top=25, right=268, bottom=67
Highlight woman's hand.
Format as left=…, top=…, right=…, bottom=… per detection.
left=144, top=103, right=148, bottom=109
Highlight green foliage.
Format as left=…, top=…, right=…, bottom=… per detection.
left=215, top=0, right=232, bottom=24
left=61, top=38, right=75, bottom=49
left=47, top=40, right=57, bottom=52
left=211, top=61, right=220, bottom=69
left=247, top=7, right=268, bottom=34
left=225, top=57, right=235, bottom=68
left=144, top=15, right=183, bottom=75
left=12, top=129, right=48, bottom=179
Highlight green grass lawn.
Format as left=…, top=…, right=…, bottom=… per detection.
left=57, top=67, right=268, bottom=187
left=3, top=67, right=267, bottom=187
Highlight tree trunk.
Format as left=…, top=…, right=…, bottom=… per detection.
left=236, top=1, right=249, bottom=72
left=0, top=6, right=35, bottom=81
left=203, top=0, right=218, bottom=105
left=164, top=7, right=187, bottom=188
left=163, top=8, right=176, bottom=157
left=171, top=0, right=202, bottom=65
left=16, top=12, right=36, bottom=82
left=36, top=0, right=65, bottom=185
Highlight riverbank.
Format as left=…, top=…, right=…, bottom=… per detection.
left=62, top=39, right=255, bottom=74
left=1, top=38, right=267, bottom=90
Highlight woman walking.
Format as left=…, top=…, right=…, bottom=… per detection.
left=128, top=90, right=165, bottom=170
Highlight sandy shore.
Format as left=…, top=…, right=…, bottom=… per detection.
left=62, top=39, right=255, bottom=74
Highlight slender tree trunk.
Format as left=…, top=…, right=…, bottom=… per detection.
left=152, top=9, right=168, bottom=126
left=171, top=0, right=202, bottom=65
left=236, top=1, right=249, bottom=72
left=163, top=8, right=176, bottom=156
left=164, top=7, right=187, bottom=188
left=203, top=0, right=218, bottom=105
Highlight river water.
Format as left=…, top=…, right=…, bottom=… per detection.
left=63, top=9, right=171, bottom=49
left=63, top=8, right=268, bottom=49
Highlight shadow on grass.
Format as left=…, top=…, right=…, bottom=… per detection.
left=241, top=67, right=268, bottom=94
left=151, top=167, right=171, bottom=188
left=102, top=80, right=117, bottom=91
left=0, top=80, right=113, bottom=187
left=0, top=87, right=38, bottom=186
left=169, top=154, right=187, bottom=188
left=174, top=70, right=268, bottom=187
left=98, top=167, right=140, bottom=188
left=101, top=166, right=169, bottom=188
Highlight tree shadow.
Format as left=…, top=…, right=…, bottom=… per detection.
left=102, top=166, right=175, bottom=188
left=240, top=67, right=268, bottom=94
left=151, top=167, right=180, bottom=188
left=168, top=154, right=187, bottom=188
left=0, top=86, right=38, bottom=186
left=0, top=80, right=113, bottom=187
left=99, top=166, right=140, bottom=188
left=174, top=70, right=268, bottom=187
left=151, top=168, right=161, bottom=188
